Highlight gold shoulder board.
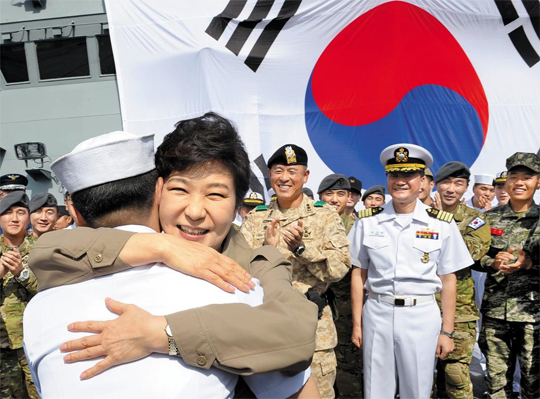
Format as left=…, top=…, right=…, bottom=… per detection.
left=358, top=207, right=383, bottom=219
left=426, top=208, right=454, bottom=223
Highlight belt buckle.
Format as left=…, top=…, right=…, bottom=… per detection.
left=394, top=298, right=405, bottom=306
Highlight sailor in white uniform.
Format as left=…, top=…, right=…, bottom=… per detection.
left=349, top=143, right=473, bottom=399
left=465, top=174, right=495, bottom=212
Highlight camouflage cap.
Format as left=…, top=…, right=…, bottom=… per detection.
left=506, top=152, right=540, bottom=173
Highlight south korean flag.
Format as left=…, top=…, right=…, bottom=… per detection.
left=103, top=0, right=540, bottom=197
left=468, top=217, right=487, bottom=230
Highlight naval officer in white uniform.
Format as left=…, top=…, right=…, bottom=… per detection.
left=349, top=143, right=473, bottom=399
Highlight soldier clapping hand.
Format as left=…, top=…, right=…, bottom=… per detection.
left=282, top=220, right=304, bottom=252
left=0, top=248, right=24, bottom=277
left=264, top=217, right=281, bottom=247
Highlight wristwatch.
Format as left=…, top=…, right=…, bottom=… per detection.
left=440, top=329, right=455, bottom=339
left=165, top=324, right=179, bottom=356
left=293, top=244, right=306, bottom=257
left=16, top=269, right=30, bottom=283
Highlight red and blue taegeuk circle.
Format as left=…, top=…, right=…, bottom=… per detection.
left=305, top=1, right=488, bottom=188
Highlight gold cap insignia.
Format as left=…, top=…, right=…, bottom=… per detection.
left=285, top=146, right=297, bottom=165
left=8, top=175, right=18, bottom=181
left=249, top=192, right=258, bottom=200
left=395, top=148, right=409, bottom=163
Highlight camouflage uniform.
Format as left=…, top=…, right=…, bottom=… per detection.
left=524, top=220, right=539, bottom=265
left=434, top=203, right=491, bottom=399
left=1, top=234, right=39, bottom=399
left=332, top=269, right=363, bottom=399
left=476, top=202, right=540, bottom=399
left=334, top=213, right=363, bottom=398
left=241, top=194, right=351, bottom=399
left=341, top=213, right=356, bottom=236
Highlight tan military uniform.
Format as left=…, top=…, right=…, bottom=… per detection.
left=28, top=226, right=318, bottom=375
left=1, top=234, right=39, bottom=399
left=434, top=203, right=491, bottom=399
left=341, top=213, right=356, bottom=235
left=240, top=194, right=351, bottom=399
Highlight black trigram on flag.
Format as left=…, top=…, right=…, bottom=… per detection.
left=249, top=154, right=271, bottom=199
left=494, top=0, right=539, bottom=67
left=206, top=0, right=302, bottom=72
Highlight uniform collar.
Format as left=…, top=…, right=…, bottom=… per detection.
left=271, top=193, right=316, bottom=220
left=378, top=199, right=430, bottom=225
left=0, top=233, right=35, bottom=255
left=500, top=201, right=539, bottom=218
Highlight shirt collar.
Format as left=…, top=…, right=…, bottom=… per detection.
left=377, top=199, right=430, bottom=225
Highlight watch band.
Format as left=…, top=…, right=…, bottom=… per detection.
left=294, top=244, right=306, bottom=257
left=16, top=269, right=30, bottom=283
left=165, top=325, right=179, bottom=356
left=440, top=329, right=455, bottom=339
left=168, top=337, right=179, bottom=356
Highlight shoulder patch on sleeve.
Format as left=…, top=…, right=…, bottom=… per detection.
left=467, top=216, right=487, bottom=230
left=358, top=207, right=383, bottom=219
left=255, top=205, right=267, bottom=211
left=426, top=208, right=454, bottom=223
left=314, top=200, right=326, bottom=207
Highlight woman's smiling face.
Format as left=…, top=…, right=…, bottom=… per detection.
left=159, top=162, right=237, bottom=251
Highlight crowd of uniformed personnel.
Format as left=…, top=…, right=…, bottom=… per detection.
left=0, top=138, right=539, bottom=399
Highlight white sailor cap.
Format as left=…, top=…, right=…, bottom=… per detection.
left=379, top=143, right=433, bottom=173
left=51, top=131, right=155, bottom=194
left=473, top=174, right=495, bottom=186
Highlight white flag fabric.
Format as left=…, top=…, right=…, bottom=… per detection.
left=104, top=0, right=540, bottom=197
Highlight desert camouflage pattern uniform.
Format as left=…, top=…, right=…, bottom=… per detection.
left=241, top=194, right=351, bottom=399
left=0, top=234, right=39, bottom=399
left=433, top=203, right=491, bottom=399
left=476, top=202, right=540, bottom=399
